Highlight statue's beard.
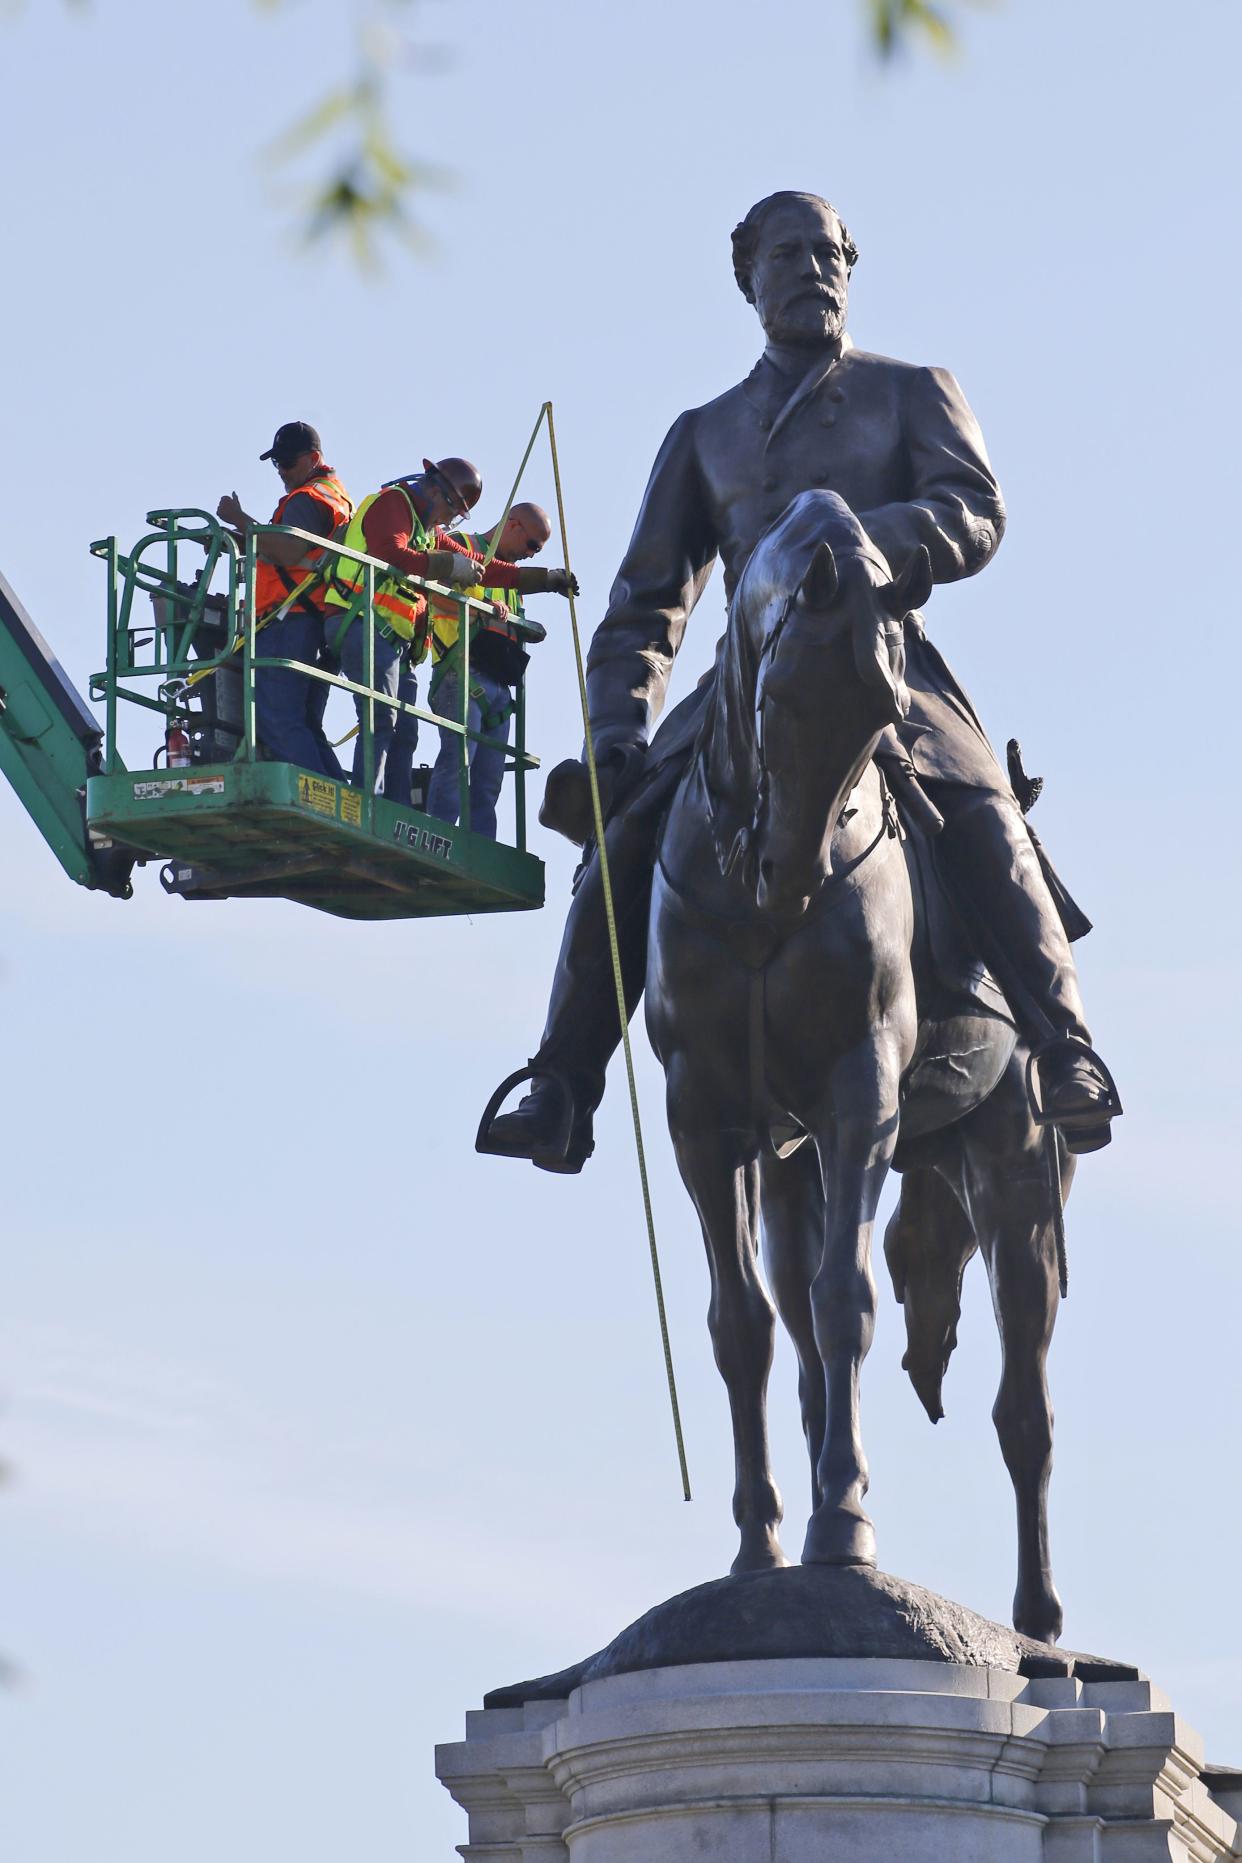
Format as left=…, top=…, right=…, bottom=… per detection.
left=763, top=291, right=847, bottom=349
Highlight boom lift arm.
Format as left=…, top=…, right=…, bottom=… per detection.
left=0, top=570, right=134, bottom=897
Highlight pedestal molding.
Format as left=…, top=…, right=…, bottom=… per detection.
left=437, top=1657, right=1242, bottom=1861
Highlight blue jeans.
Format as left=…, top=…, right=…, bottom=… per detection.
left=255, top=609, right=338, bottom=775
left=384, top=663, right=419, bottom=806
left=310, top=647, right=347, bottom=783
left=425, top=667, right=511, bottom=839
left=338, top=619, right=401, bottom=791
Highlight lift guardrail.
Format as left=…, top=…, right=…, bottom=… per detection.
left=88, top=508, right=539, bottom=848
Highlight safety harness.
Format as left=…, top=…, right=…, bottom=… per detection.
left=427, top=529, right=525, bottom=734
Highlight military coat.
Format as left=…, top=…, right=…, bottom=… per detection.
left=585, top=338, right=1012, bottom=791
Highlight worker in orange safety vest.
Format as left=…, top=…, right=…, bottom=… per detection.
left=216, top=420, right=352, bottom=777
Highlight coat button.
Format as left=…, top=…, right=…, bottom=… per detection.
left=758, top=415, right=772, bottom=432
left=817, top=470, right=833, bottom=485
left=820, top=413, right=836, bottom=427
left=762, top=475, right=777, bottom=492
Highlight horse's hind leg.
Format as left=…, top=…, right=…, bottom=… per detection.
left=960, top=1051, right=1073, bottom=1645
left=760, top=1143, right=828, bottom=1513
left=668, top=1075, right=787, bottom=1573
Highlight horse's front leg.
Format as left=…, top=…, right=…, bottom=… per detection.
left=759, top=1143, right=828, bottom=1515
left=803, top=1035, right=903, bottom=1568
left=667, top=1062, right=787, bottom=1574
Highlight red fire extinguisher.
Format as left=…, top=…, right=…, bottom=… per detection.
left=155, top=681, right=194, bottom=769
left=162, top=720, right=192, bottom=767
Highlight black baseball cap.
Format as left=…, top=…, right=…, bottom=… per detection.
left=260, top=421, right=322, bottom=464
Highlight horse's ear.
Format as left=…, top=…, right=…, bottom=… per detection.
left=889, top=545, right=933, bottom=617
left=798, top=540, right=838, bottom=610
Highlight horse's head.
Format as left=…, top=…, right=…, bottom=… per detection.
left=738, top=490, right=930, bottom=918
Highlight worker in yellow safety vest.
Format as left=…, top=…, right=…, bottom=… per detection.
left=324, top=461, right=576, bottom=795
left=216, top=420, right=352, bottom=777
left=417, top=503, right=554, bottom=838
left=322, top=456, right=486, bottom=793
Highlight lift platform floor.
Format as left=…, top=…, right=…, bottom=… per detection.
left=85, top=762, right=544, bottom=920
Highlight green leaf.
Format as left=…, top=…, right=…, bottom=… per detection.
left=265, top=83, right=365, bottom=165
left=868, top=0, right=963, bottom=58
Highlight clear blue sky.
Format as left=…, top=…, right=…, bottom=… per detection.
left=2, top=0, right=1239, bottom=1856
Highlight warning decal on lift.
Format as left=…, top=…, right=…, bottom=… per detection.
left=339, top=787, right=362, bottom=827
left=297, top=775, right=338, bottom=817
left=132, top=775, right=226, bottom=800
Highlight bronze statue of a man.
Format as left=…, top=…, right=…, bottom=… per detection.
left=482, top=190, right=1118, bottom=1169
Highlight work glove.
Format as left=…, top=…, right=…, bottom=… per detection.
left=513, top=565, right=580, bottom=598
left=426, top=549, right=480, bottom=590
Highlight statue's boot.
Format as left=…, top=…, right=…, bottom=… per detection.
left=477, top=780, right=661, bottom=1171
left=929, top=786, right=1121, bottom=1153
left=482, top=1073, right=597, bottom=1174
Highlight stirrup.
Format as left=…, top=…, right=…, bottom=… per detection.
left=475, top=1062, right=575, bottom=1163
left=1026, top=1035, right=1123, bottom=1129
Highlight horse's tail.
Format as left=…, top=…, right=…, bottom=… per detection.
left=883, top=1165, right=978, bottom=1423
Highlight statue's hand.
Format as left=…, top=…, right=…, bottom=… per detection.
left=538, top=742, right=648, bottom=846
left=540, top=759, right=593, bottom=846
left=597, top=741, right=648, bottom=816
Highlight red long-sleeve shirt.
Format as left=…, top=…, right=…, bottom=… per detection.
left=360, top=489, right=523, bottom=586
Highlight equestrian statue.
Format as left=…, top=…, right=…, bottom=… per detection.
left=477, top=192, right=1121, bottom=1645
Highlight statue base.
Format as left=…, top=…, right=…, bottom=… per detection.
left=435, top=1569, right=1242, bottom=1860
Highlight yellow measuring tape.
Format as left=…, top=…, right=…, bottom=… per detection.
left=543, top=399, right=692, bottom=1503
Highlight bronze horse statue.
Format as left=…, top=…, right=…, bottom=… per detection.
left=647, top=488, right=1071, bottom=1646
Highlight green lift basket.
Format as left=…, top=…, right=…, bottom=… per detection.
left=1, top=509, right=545, bottom=921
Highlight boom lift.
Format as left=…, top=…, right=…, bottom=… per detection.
left=0, top=569, right=134, bottom=899
left=0, top=510, right=545, bottom=921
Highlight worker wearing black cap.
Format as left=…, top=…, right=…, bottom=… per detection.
left=217, top=422, right=352, bottom=776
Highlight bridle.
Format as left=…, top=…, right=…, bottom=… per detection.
left=712, top=546, right=897, bottom=895
left=729, top=543, right=893, bottom=883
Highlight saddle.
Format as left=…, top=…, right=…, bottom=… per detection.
left=894, top=790, right=1012, bottom=1029
left=884, top=797, right=1019, bottom=1168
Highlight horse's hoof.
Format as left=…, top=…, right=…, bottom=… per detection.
left=801, top=1506, right=877, bottom=1568
left=731, top=1530, right=790, bottom=1575
left=1013, top=1578, right=1064, bottom=1647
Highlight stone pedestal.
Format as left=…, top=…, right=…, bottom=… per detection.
left=437, top=1657, right=1242, bottom=1860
